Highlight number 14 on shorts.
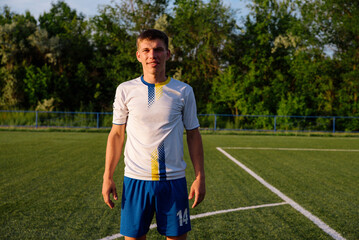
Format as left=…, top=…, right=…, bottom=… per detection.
left=177, top=208, right=189, bottom=226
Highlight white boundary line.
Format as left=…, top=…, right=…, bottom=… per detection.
left=217, top=147, right=346, bottom=240
left=98, top=202, right=288, bottom=240
left=222, top=147, right=359, bottom=152
left=190, top=202, right=287, bottom=220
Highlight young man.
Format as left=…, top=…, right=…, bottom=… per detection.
left=102, top=29, right=205, bottom=240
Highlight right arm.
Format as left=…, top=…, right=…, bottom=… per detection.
left=102, top=124, right=126, bottom=209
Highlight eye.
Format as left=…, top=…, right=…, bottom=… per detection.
left=155, top=48, right=164, bottom=52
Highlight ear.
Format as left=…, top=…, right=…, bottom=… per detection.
left=166, top=49, right=171, bottom=60
left=136, top=51, right=141, bottom=62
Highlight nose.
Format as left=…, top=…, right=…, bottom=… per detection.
left=148, top=49, right=156, bottom=59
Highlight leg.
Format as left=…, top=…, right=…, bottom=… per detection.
left=156, top=178, right=191, bottom=237
left=167, top=233, right=187, bottom=240
left=120, top=178, right=155, bottom=239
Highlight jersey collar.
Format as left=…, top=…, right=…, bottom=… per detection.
left=141, top=75, right=171, bottom=86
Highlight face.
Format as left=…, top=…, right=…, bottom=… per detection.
left=136, top=38, right=170, bottom=77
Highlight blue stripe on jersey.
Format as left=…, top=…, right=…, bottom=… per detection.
left=141, top=75, right=155, bottom=108
left=158, top=141, right=166, bottom=181
left=148, top=85, right=155, bottom=108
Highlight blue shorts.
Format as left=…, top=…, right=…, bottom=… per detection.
left=120, top=177, right=191, bottom=238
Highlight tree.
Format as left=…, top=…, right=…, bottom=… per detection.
left=23, top=64, right=53, bottom=107
left=168, top=0, right=237, bottom=112
left=109, top=0, right=169, bottom=33
left=90, top=6, right=138, bottom=111
left=38, top=0, right=94, bottom=110
left=39, top=0, right=93, bottom=66
left=216, top=0, right=304, bottom=115
left=211, top=65, right=241, bottom=115
left=300, top=0, right=359, bottom=117
left=0, top=7, right=37, bottom=108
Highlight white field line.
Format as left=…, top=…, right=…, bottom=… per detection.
left=189, top=202, right=287, bottom=220
left=217, top=147, right=346, bottom=240
left=98, top=202, right=288, bottom=240
left=222, top=147, right=359, bottom=152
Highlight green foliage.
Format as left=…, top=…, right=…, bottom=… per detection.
left=0, top=8, right=37, bottom=108
left=299, top=0, right=359, bottom=116
left=36, top=98, right=56, bottom=111
left=168, top=0, right=237, bottom=111
left=211, top=65, right=241, bottom=115
left=108, top=0, right=169, bottom=33
left=277, top=94, right=306, bottom=117
left=0, top=0, right=358, bottom=118
left=23, top=65, right=52, bottom=106
left=0, top=110, right=36, bottom=126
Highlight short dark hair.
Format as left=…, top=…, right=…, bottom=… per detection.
left=137, top=29, right=169, bottom=50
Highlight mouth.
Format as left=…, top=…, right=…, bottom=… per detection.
left=147, top=61, right=159, bottom=67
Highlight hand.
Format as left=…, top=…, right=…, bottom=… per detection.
left=102, top=178, right=118, bottom=209
left=188, top=177, right=206, bottom=208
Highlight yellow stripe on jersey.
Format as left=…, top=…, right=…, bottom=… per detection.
left=155, top=77, right=170, bottom=100
left=151, top=148, right=160, bottom=181
left=155, top=84, right=163, bottom=100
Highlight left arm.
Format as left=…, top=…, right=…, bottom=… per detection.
left=186, top=127, right=206, bottom=208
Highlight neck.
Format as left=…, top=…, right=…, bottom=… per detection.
left=143, top=72, right=167, bottom=84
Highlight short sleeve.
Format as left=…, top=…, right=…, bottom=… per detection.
left=183, top=86, right=200, bottom=130
left=112, top=84, right=128, bottom=125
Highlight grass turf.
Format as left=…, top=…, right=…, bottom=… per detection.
left=0, top=132, right=358, bottom=239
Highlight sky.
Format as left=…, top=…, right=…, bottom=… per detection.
left=0, top=0, right=250, bottom=22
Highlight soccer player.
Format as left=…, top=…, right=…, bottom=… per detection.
left=102, top=29, right=206, bottom=240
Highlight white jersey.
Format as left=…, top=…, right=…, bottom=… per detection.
left=112, top=76, right=200, bottom=181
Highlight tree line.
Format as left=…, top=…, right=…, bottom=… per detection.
left=0, top=0, right=358, bottom=118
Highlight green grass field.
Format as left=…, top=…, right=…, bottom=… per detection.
left=1, top=131, right=358, bottom=239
